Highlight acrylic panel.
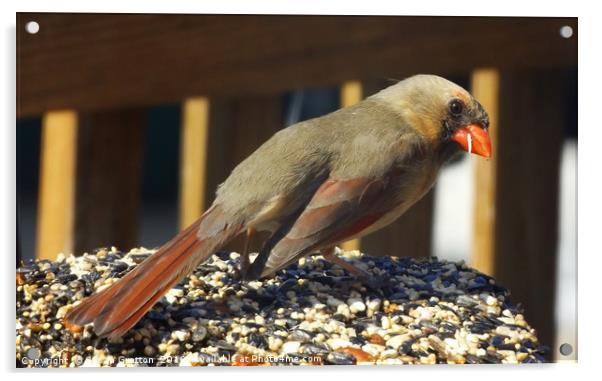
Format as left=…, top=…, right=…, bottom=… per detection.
left=16, top=13, right=577, bottom=367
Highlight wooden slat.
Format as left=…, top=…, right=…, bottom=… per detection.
left=471, top=68, right=500, bottom=274
left=36, top=110, right=77, bottom=259
left=340, top=81, right=363, bottom=108
left=490, top=70, right=566, bottom=355
left=204, top=95, right=283, bottom=253
left=179, top=97, right=210, bottom=229
left=339, top=80, right=363, bottom=252
left=16, top=14, right=576, bottom=117
left=73, top=109, right=144, bottom=255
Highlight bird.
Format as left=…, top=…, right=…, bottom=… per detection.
left=65, top=74, right=491, bottom=338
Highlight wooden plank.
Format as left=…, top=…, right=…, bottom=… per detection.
left=204, top=95, right=283, bottom=253
left=340, top=81, right=363, bottom=109
left=17, top=14, right=577, bottom=117
left=339, top=80, right=363, bottom=252
left=179, top=97, right=210, bottom=229
left=36, top=110, right=77, bottom=259
left=492, top=70, right=567, bottom=355
left=72, top=109, right=144, bottom=255
left=471, top=68, right=500, bottom=275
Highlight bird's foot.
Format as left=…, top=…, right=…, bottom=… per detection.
left=322, top=246, right=370, bottom=277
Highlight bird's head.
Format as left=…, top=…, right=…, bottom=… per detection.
left=374, top=74, right=492, bottom=158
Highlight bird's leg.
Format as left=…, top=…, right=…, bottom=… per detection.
left=239, top=227, right=254, bottom=275
left=321, top=246, right=390, bottom=289
left=232, top=227, right=254, bottom=280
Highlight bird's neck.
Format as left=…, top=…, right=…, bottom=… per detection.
left=438, top=141, right=463, bottom=164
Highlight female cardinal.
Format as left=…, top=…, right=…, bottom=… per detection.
left=66, top=74, right=491, bottom=338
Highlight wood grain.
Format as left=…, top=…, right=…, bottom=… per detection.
left=493, top=70, right=567, bottom=355
left=36, top=110, right=78, bottom=259
left=17, top=14, right=576, bottom=117
left=179, top=97, right=210, bottom=229
left=471, top=68, right=500, bottom=274
left=339, top=80, right=363, bottom=252
left=72, top=109, right=144, bottom=255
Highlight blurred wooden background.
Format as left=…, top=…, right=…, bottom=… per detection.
left=16, top=14, right=577, bottom=355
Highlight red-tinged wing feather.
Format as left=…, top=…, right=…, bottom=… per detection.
left=256, top=177, right=389, bottom=278
left=65, top=205, right=241, bottom=338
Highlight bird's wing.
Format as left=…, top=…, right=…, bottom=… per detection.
left=252, top=174, right=400, bottom=279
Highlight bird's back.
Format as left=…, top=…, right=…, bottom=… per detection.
left=213, top=99, right=419, bottom=218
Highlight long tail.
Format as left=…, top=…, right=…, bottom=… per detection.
left=65, top=205, right=240, bottom=338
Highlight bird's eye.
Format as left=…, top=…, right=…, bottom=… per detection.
left=448, top=99, right=464, bottom=116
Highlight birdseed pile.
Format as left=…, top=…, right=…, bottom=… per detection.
left=16, top=247, right=548, bottom=367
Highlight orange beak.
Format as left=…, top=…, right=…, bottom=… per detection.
left=451, top=124, right=492, bottom=158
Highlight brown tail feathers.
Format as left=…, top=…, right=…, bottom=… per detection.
left=65, top=206, right=240, bottom=338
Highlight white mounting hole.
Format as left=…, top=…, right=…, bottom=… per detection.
left=559, top=25, right=573, bottom=39
left=25, top=21, right=40, bottom=34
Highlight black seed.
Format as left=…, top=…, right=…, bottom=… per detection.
left=110, top=261, right=128, bottom=272
left=289, top=329, right=313, bottom=343
left=213, top=340, right=236, bottom=352
left=145, top=311, right=166, bottom=322
left=325, top=351, right=356, bottom=365
left=388, top=292, right=408, bottom=302
left=456, top=295, right=479, bottom=307
left=244, top=290, right=275, bottom=307
left=465, top=354, right=482, bottom=364
left=482, top=350, right=504, bottom=364
left=57, top=274, right=78, bottom=284
left=241, top=304, right=259, bottom=313
left=503, top=323, right=527, bottom=330
left=302, top=343, right=329, bottom=355
left=171, top=308, right=205, bottom=320
left=440, top=320, right=460, bottom=332
left=419, top=320, right=439, bottom=334
left=278, top=279, right=298, bottom=293
left=486, top=315, right=504, bottom=326
left=248, top=333, right=268, bottom=349
left=522, top=339, right=535, bottom=349
left=308, top=276, right=336, bottom=286
left=284, top=318, right=300, bottom=328
left=437, top=331, right=456, bottom=340
left=491, top=335, right=505, bottom=347
left=399, top=339, right=417, bottom=355
left=129, top=254, right=150, bottom=264
left=350, top=336, right=365, bottom=346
